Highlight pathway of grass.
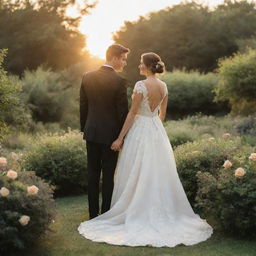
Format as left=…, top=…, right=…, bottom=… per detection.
left=20, top=195, right=256, bottom=256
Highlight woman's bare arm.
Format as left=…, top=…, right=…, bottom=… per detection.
left=159, top=94, right=168, bottom=121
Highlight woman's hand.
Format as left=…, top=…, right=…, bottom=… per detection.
left=111, top=138, right=123, bottom=151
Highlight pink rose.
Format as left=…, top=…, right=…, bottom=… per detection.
left=222, top=133, right=231, bottom=139
left=27, top=185, right=39, bottom=195
left=235, top=167, right=246, bottom=178
left=0, top=157, right=7, bottom=167
left=19, top=215, right=30, bottom=226
left=0, top=187, right=10, bottom=197
left=7, top=170, right=18, bottom=180
left=249, top=153, right=256, bottom=162
left=223, top=160, right=232, bottom=169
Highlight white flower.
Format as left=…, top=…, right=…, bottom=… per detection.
left=208, top=137, right=215, bottom=142
left=19, top=215, right=30, bottom=226
left=0, top=187, right=10, bottom=197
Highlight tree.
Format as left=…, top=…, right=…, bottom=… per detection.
left=114, top=1, right=256, bottom=83
left=0, top=0, right=96, bottom=75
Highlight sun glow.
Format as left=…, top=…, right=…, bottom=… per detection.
left=68, top=0, right=225, bottom=59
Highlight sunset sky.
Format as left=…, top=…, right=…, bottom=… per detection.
left=69, top=0, right=226, bottom=58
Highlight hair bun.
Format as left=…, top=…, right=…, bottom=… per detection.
left=141, top=52, right=165, bottom=74
left=155, top=61, right=165, bottom=74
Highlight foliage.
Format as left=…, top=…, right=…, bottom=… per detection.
left=174, top=136, right=252, bottom=206
left=0, top=49, right=29, bottom=138
left=18, top=61, right=103, bottom=128
left=0, top=155, right=56, bottom=253
left=0, top=0, right=95, bottom=75
left=162, top=70, right=229, bottom=118
left=235, top=116, right=256, bottom=146
left=215, top=49, right=256, bottom=115
left=20, top=67, right=75, bottom=124
left=22, top=130, right=87, bottom=196
left=114, top=1, right=256, bottom=83
left=196, top=151, right=256, bottom=236
left=165, top=114, right=241, bottom=148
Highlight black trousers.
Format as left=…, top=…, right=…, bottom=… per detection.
left=86, top=141, right=118, bottom=219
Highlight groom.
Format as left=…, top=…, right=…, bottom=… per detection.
left=80, top=44, right=130, bottom=219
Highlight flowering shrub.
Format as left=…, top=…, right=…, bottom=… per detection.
left=174, top=136, right=252, bottom=206
left=196, top=152, right=256, bottom=236
left=0, top=156, right=56, bottom=253
left=23, top=130, right=87, bottom=196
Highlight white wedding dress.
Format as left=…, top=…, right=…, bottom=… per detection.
left=78, top=80, right=213, bottom=247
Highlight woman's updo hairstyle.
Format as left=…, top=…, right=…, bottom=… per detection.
left=142, top=52, right=165, bottom=74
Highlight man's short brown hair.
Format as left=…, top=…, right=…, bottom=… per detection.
left=106, top=44, right=130, bottom=61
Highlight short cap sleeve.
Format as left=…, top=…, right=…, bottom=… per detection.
left=133, top=81, right=146, bottom=95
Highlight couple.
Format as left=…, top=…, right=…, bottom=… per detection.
left=78, top=44, right=213, bottom=247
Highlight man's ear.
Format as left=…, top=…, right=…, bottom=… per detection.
left=112, top=56, right=119, bottom=62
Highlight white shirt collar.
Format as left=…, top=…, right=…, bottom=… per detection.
left=102, top=64, right=114, bottom=70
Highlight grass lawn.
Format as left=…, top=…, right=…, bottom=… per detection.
left=19, top=195, right=256, bottom=256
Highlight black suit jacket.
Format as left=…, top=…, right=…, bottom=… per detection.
left=80, top=66, right=129, bottom=145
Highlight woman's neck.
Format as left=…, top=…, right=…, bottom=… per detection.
left=146, top=74, right=156, bottom=79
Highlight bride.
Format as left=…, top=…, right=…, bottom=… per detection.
left=78, top=52, right=213, bottom=247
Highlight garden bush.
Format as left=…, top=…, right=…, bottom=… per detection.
left=215, top=49, right=256, bottom=115
left=236, top=116, right=256, bottom=146
left=20, top=67, right=79, bottom=128
left=0, top=156, right=56, bottom=253
left=165, top=114, right=240, bottom=148
left=0, top=49, right=30, bottom=139
left=162, top=70, right=229, bottom=118
left=174, top=136, right=252, bottom=207
left=196, top=151, right=256, bottom=236
left=165, top=123, right=196, bottom=148
left=22, top=130, right=87, bottom=196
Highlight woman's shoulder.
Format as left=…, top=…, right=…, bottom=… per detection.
left=133, top=80, right=146, bottom=94
left=157, top=79, right=168, bottom=94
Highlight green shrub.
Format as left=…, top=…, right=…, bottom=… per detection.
left=174, top=136, right=251, bottom=206
left=215, top=49, right=256, bottom=115
left=0, top=157, right=56, bottom=253
left=20, top=67, right=78, bottom=125
left=165, top=123, right=196, bottom=148
left=236, top=116, right=256, bottom=135
left=1, top=133, right=33, bottom=151
left=22, top=130, right=87, bottom=196
left=236, top=116, right=256, bottom=146
left=196, top=151, right=256, bottom=236
left=165, top=114, right=240, bottom=148
left=162, top=70, right=229, bottom=118
left=0, top=49, right=26, bottom=138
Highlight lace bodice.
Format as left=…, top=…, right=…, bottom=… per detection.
left=132, top=80, right=168, bottom=117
